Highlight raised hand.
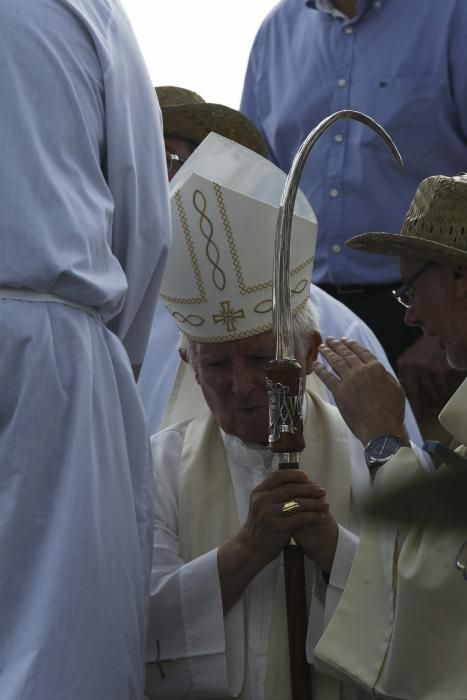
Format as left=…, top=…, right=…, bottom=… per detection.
left=312, top=337, right=407, bottom=445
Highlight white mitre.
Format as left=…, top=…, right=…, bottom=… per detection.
left=160, top=132, right=317, bottom=343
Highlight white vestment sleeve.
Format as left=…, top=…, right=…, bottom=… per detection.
left=306, top=525, right=359, bottom=660
left=102, top=12, right=171, bottom=365
left=306, top=431, right=367, bottom=662
left=325, top=525, right=359, bottom=625
left=146, top=425, right=243, bottom=698
left=410, top=441, right=435, bottom=473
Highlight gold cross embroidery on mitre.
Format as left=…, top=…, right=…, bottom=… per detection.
left=213, top=301, right=245, bottom=333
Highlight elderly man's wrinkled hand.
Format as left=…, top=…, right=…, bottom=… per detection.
left=293, top=510, right=339, bottom=574
left=312, top=337, right=406, bottom=445
left=239, top=469, right=329, bottom=569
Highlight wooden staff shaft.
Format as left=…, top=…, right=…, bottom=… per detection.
left=266, top=359, right=311, bottom=700
left=279, top=460, right=312, bottom=700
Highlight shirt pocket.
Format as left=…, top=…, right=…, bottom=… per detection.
left=365, top=76, right=438, bottom=167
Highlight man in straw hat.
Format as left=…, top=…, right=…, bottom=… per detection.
left=145, top=132, right=373, bottom=699
left=156, top=84, right=269, bottom=165
left=311, top=174, right=467, bottom=698
left=138, top=86, right=421, bottom=446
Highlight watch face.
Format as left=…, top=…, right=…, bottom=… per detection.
left=368, top=434, right=401, bottom=460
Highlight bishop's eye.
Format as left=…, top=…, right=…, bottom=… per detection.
left=205, top=358, right=227, bottom=369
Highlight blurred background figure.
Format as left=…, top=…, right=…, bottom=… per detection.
left=240, top=0, right=467, bottom=432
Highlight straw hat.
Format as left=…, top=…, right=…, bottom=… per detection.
left=160, top=132, right=316, bottom=343
left=156, top=85, right=269, bottom=158
left=346, top=175, right=467, bottom=266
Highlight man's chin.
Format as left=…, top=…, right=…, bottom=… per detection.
left=443, top=341, right=467, bottom=371
left=446, top=352, right=467, bottom=372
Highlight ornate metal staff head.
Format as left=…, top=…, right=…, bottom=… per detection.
left=266, top=109, right=403, bottom=456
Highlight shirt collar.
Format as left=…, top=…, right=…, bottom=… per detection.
left=306, top=0, right=374, bottom=20
left=312, top=0, right=347, bottom=18
left=439, top=378, right=467, bottom=446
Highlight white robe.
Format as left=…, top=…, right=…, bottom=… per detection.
left=0, top=1, right=170, bottom=697
left=315, top=380, right=467, bottom=699
left=146, top=394, right=371, bottom=699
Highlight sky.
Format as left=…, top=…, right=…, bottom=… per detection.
left=121, top=0, right=276, bottom=109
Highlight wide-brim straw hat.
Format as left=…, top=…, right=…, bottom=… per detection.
left=156, top=85, right=269, bottom=158
left=346, top=175, right=467, bottom=266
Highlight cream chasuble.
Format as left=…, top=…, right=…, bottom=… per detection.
left=178, top=389, right=351, bottom=700
left=315, top=378, right=467, bottom=699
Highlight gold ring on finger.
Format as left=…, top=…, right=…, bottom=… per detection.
left=281, top=500, right=301, bottom=516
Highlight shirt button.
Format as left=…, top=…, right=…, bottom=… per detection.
left=373, top=0, right=381, bottom=7
left=334, top=133, right=344, bottom=143
left=332, top=244, right=342, bottom=253
left=344, top=26, right=353, bottom=34
left=337, top=78, right=347, bottom=87
left=330, top=188, right=339, bottom=198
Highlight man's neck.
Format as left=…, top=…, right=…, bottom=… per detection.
left=333, top=0, right=357, bottom=18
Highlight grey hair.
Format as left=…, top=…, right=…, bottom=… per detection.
left=178, top=298, right=320, bottom=364
left=293, top=298, right=320, bottom=357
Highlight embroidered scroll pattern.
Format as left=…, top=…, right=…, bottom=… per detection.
left=172, top=312, right=205, bottom=327
left=214, top=183, right=270, bottom=295
left=213, top=183, right=314, bottom=299
left=160, top=190, right=207, bottom=305
left=254, top=279, right=310, bottom=314
left=193, top=189, right=226, bottom=291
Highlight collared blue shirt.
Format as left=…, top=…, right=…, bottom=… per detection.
left=240, top=0, right=467, bottom=285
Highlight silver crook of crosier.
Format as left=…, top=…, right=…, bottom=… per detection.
left=272, top=109, right=403, bottom=362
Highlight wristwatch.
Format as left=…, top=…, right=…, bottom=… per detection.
left=364, top=433, right=403, bottom=469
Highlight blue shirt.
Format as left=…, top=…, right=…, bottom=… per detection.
left=240, top=0, right=467, bottom=285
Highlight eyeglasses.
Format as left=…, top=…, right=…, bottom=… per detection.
left=166, top=152, right=186, bottom=175
left=392, top=261, right=434, bottom=308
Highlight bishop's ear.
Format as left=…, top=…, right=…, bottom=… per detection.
left=178, top=347, right=189, bottom=364
left=305, top=330, right=322, bottom=374
left=178, top=345, right=201, bottom=385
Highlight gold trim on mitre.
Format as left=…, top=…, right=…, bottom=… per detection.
left=160, top=133, right=317, bottom=343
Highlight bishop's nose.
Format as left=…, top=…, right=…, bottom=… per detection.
left=230, top=361, right=258, bottom=398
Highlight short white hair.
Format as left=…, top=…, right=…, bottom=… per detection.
left=179, top=298, right=320, bottom=365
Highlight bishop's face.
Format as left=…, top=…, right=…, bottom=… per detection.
left=191, top=330, right=318, bottom=444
